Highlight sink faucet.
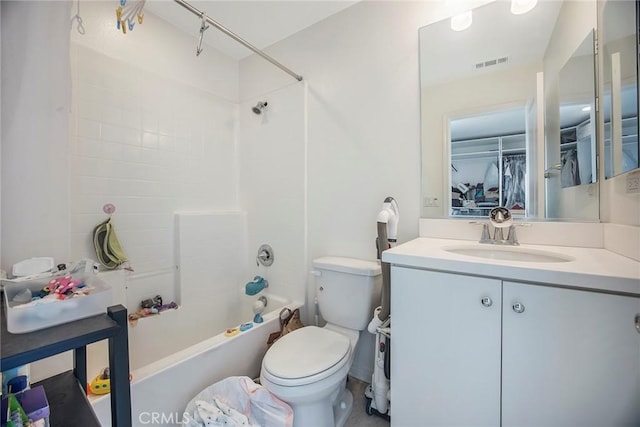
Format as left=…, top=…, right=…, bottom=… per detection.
left=472, top=207, right=522, bottom=245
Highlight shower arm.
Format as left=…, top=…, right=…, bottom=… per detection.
left=173, top=0, right=303, bottom=82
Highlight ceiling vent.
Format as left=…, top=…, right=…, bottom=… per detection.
left=475, top=56, right=509, bottom=70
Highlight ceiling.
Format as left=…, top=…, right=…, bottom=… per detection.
left=423, top=0, right=596, bottom=140
left=419, top=0, right=562, bottom=87
left=144, top=0, right=358, bottom=60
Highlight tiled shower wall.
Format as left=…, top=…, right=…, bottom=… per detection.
left=69, top=45, right=237, bottom=265
left=68, top=1, right=240, bottom=304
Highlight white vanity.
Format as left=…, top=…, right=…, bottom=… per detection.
left=384, top=230, right=640, bottom=427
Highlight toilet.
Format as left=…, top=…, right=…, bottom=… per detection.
left=260, top=257, right=382, bottom=427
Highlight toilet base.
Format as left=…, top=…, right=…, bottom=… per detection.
left=286, top=386, right=353, bottom=427
left=333, top=388, right=353, bottom=427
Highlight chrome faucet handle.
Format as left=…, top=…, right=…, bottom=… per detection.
left=506, top=225, right=519, bottom=245
left=506, top=222, right=531, bottom=246
left=256, top=244, right=274, bottom=267
left=470, top=221, right=492, bottom=244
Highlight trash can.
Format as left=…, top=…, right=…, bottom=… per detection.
left=183, top=376, right=293, bottom=427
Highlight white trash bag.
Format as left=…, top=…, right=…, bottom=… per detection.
left=183, top=376, right=293, bottom=427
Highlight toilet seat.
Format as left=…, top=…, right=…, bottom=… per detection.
left=262, top=326, right=350, bottom=387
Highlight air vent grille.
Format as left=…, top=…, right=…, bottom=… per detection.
left=475, top=56, right=509, bottom=70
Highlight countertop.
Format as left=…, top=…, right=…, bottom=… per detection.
left=382, top=238, right=640, bottom=295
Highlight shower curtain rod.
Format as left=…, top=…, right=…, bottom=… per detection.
left=173, top=0, right=303, bottom=82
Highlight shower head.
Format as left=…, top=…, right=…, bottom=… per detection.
left=252, top=101, right=268, bottom=115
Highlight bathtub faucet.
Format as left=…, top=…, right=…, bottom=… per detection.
left=245, top=276, right=269, bottom=296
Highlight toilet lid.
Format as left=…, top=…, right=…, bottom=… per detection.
left=263, top=326, right=350, bottom=380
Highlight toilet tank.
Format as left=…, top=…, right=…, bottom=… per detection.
left=313, top=257, right=382, bottom=331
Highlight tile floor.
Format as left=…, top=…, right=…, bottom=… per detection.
left=344, top=377, right=390, bottom=427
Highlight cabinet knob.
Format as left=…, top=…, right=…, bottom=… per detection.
left=512, top=302, right=525, bottom=314
left=481, top=296, right=493, bottom=307
left=635, top=314, right=640, bottom=334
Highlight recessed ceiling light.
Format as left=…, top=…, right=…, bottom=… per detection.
left=451, top=11, right=473, bottom=32
left=511, top=0, right=538, bottom=15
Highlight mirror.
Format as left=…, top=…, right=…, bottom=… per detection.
left=556, top=30, right=597, bottom=189
left=449, top=106, right=528, bottom=217
left=420, top=0, right=600, bottom=220
left=601, top=0, right=639, bottom=178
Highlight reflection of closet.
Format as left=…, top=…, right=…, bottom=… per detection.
left=560, top=119, right=595, bottom=187
left=604, top=116, right=639, bottom=178
left=450, top=134, right=526, bottom=216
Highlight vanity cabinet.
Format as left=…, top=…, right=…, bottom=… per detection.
left=392, top=268, right=502, bottom=426
left=502, top=281, right=640, bottom=426
left=391, top=266, right=640, bottom=427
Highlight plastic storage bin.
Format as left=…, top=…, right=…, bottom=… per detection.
left=3, top=273, right=112, bottom=334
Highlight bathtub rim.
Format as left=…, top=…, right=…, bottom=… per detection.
left=89, top=296, right=303, bottom=404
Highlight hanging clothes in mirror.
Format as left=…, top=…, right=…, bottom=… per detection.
left=502, top=154, right=526, bottom=210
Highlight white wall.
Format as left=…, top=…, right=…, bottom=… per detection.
left=1, top=1, right=72, bottom=270
left=238, top=82, right=307, bottom=305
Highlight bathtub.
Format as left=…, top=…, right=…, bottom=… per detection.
left=89, top=292, right=302, bottom=426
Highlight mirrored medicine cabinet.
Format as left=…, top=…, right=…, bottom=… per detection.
left=419, top=0, right=640, bottom=221
left=601, top=0, right=639, bottom=179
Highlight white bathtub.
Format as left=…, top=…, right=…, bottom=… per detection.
left=90, top=292, right=301, bottom=426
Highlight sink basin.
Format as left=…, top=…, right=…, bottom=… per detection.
left=443, top=245, right=574, bottom=263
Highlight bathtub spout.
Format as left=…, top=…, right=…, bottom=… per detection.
left=245, top=276, right=269, bottom=296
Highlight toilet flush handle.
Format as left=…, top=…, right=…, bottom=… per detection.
left=310, top=270, right=322, bottom=277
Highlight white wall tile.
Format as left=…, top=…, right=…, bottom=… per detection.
left=78, top=118, right=101, bottom=140
left=69, top=31, right=239, bottom=281
left=101, top=123, right=124, bottom=143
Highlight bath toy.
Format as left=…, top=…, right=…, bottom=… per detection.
left=128, top=301, right=178, bottom=324
left=88, top=367, right=133, bottom=395
left=157, top=302, right=178, bottom=312
left=140, top=295, right=162, bottom=309
left=224, top=327, right=239, bottom=337
left=245, top=276, right=268, bottom=296
left=88, top=368, right=111, bottom=395
left=239, top=322, right=253, bottom=332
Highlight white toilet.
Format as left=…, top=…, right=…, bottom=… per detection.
left=260, top=256, right=382, bottom=427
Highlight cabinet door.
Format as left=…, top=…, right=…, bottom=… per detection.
left=503, top=281, right=640, bottom=426
left=391, top=267, right=502, bottom=427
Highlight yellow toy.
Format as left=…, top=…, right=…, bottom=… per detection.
left=88, top=367, right=133, bottom=395
left=88, top=367, right=111, bottom=395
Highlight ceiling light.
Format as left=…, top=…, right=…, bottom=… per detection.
left=511, top=0, right=538, bottom=15
left=581, top=106, right=591, bottom=112
left=451, top=11, right=473, bottom=32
